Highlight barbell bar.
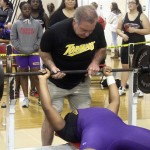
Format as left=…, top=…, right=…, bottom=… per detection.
left=4, top=71, right=47, bottom=77
left=0, top=65, right=150, bottom=101
left=3, top=66, right=149, bottom=77
left=0, top=65, right=149, bottom=100
left=0, top=64, right=150, bottom=101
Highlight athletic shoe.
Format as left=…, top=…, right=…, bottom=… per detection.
left=15, top=90, right=19, bottom=99
left=30, top=89, right=36, bottom=97
left=38, top=98, right=41, bottom=106
left=30, top=89, right=39, bottom=98
left=10, top=90, right=19, bottom=99
left=119, top=86, right=126, bottom=96
left=137, top=89, right=144, bottom=97
left=22, top=98, right=29, bottom=108
left=34, top=91, right=39, bottom=98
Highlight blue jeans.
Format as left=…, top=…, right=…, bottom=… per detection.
left=111, top=31, right=118, bottom=46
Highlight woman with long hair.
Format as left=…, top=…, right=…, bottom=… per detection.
left=108, top=2, right=121, bottom=59
left=49, top=0, right=78, bottom=26
left=27, top=0, right=49, bottom=29
left=117, top=0, right=150, bottom=96
left=47, top=3, right=55, bottom=18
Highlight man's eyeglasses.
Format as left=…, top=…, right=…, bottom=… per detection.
left=128, top=1, right=136, bottom=5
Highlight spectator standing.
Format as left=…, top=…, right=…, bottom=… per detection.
left=10, top=1, right=43, bottom=107
left=23, top=0, right=49, bottom=101
left=116, top=0, right=150, bottom=96
left=27, top=0, right=49, bottom=30
left=91, top=1, right=106, bottom=29
left=0, top=0, right=13, bottom=39
left=108, top=2, right=121, bottom=59
left=15, top=0, right=49, bottom=99
left=48, top=0, right=78, bottom=26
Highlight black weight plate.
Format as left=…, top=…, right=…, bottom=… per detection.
left=0, top=60, right=4, bottom=100
left=135, top=45, right=150, bottom=93
left=138, top=73, right=150, bottom=93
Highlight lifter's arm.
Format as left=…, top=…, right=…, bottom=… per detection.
left=103, top=66, right=120, bottom=114
left=38, top=69, right=65, bottom=131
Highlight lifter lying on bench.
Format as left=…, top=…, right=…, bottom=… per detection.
left=38, top=66, right=150, bottom=150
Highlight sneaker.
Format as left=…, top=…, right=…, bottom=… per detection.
left=30, top=89, right=36, bottom=97
left=34, top=91, right=39, bottom=98
left=119, top=86, right=126, bottom=96
left=110, top=49, right=119, bottom=59
left=38, top=98, right=41, bottom=106
left=137, top=89, right=144, bottom=97
left=10, top=90, right=19, bottom=99
left=30, top=89, right=39, bottom=98
left=15, top=90, right=19, bottom=99
left=22, top=98, right=29, bottom=108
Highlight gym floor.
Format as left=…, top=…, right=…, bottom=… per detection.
left=0, top=51, right=150, bottom=149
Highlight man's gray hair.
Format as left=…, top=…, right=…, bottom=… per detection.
left=74, top=5, right=98, bottom=24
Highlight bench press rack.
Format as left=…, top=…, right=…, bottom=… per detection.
left=4, top=44, right=143, bottom=149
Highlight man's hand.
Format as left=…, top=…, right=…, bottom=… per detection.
left=87, top=62, right=100, bottom=76
left=103, top=66, right=112, bottom=77
left=50, top=66, right=66, bottom=79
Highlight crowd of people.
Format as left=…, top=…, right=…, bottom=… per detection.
left=1, top=0, right=150, bottom=149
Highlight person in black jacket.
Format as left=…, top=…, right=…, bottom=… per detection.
left=0, top=0, right=13, bottom=39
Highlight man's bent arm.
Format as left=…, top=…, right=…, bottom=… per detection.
left=39, top=49, right=56, bottom=70
left=92, top=48, right=106, bottom=65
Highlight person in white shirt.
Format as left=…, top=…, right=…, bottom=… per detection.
left=91, top=2, right=106, bottom=29
left=108, top=2, right=121, bottom=59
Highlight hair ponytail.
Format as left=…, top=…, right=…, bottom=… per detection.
left=137, top=3, right=143, bottom=13
left=135, top=0, right=143, bottom=13
left=4, top=0, right=13, bottom=9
